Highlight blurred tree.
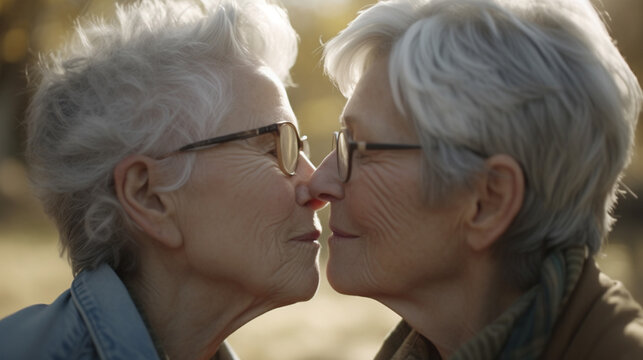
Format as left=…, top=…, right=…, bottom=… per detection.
left=0, top=0, right=35, bottom=161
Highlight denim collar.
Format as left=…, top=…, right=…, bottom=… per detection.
left=71, top=264, right=160, bottom=360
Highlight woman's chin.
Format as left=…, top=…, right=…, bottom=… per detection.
left=271, top=267, right=320, bottom=306
left=326, top=266, right=365, bottom=297
left=295, top=269, right=321, bottom=302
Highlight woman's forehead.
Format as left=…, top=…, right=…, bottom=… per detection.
left=340, top=59, right=413, bottom=142
left=216, top=67, right=297, bottom=134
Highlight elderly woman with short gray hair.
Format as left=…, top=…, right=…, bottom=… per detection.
left=310, top=0, right=643, bottom=358
left=0, top=0, right=325, bottom=359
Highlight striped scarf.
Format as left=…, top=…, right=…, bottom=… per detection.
left=450, top=246, right=586, bottom=360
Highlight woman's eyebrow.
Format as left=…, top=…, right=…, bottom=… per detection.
left=241, top=131, right=273, bottom=149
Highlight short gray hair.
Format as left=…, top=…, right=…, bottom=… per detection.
left=324, top=0, right=642, bottom=288
left=26, top=0, right=298, bottom=275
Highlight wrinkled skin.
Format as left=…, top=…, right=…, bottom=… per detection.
left=169, top=66, right=322, bottom=305
left=309, top=57, right=471, bottom=301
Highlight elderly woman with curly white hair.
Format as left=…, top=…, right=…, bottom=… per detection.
left=310, top=0, right=643, bottom=358
left=0, top=0, right=325, bottom=359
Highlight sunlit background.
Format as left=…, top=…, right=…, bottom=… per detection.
left=0, top=0, right=641, bottom=359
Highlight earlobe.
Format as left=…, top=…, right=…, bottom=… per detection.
left=113, top=155, right=183, bottom=249
left=465, top=154, right=524, bottom=252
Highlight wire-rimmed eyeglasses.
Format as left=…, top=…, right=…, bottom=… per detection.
left=159, top=121, right=309, bottom=176
left=332, top=128, right=421, bottom=182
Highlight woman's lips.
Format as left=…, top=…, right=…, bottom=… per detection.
left=330, top=226, right=359, bottom=239
left=290, top=230, right=321, bottom=242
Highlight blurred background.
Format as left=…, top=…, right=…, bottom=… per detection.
left=0, top=0, right=641, bottom=359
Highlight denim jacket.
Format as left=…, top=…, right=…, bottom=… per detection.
left=0, top=264, right=239, bottom=359
left=0, top=264, right=160, bottom=359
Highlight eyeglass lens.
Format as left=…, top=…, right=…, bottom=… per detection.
left=337, top=130, right=350, bottom=181
left=280, top=123, right=299, bottom=174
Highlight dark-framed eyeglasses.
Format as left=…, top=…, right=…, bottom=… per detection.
left=159, top=121, right=309, bottom=176
left=333, top=128, right=421, bottom=182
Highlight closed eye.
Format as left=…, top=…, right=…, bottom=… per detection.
left=243, top=134, right=277, bottom=158
left=266, top=148, right=278, bottom=158
left=354, top=151, right=371, bottom=162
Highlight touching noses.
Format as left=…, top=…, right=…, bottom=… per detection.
left=307, top=150, right=344, bottom=203
left=295, top=152, right=327, bottom=210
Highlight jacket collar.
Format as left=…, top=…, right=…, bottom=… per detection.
left=71, top=264, right=160, bottom=360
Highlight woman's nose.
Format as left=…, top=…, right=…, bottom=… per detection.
left=296, top=150, right=316, bottom=179
left=295, top=152, right=327, bottom=210
left=307, top=150, right=344, bottom=203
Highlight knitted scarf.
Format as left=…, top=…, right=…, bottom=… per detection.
left=451, top=246, right=586, bottom=360
left=374, top=246, right=587, bottom=360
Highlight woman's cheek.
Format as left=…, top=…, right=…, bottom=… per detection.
left=350, top=161, right=421, bottom=239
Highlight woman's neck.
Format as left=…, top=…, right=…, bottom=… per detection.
left=375, top=252, right=523, bottom=359
left=124, top=250, right=276, bottom=360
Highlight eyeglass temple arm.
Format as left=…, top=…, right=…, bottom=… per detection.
left=354, top=142, right=422, bottom=151
left=179, top=124, right=280, bottom=152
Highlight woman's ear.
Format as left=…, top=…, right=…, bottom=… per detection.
left=464, top=154, right=524, bottom=252
left=113, top=155, right=183, bottom=249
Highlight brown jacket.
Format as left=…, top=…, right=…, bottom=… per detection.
left=212, top=342, right=239, bottom=360
left=542, top=259, right=643, bottom=359
left=374, top=259, right=643, bottom=359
